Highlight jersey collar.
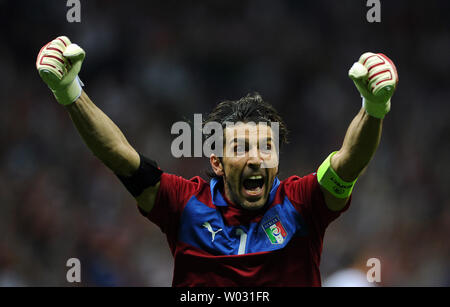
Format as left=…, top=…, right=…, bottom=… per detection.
left=210, top=176, right=280, bottom=207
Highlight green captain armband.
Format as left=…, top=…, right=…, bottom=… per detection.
left=317, top=151, right=357, bottom=199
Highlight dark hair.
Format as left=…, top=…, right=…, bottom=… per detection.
left=204, top=92, right=289, bottom=179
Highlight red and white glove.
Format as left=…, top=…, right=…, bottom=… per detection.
left=349, top=52, right=399, bottom=119
left=36, top=36, right=85, bottom=106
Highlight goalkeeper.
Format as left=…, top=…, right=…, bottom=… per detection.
left=36, top=36, right=398, bottom=286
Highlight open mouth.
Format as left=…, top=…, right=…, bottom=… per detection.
left=242, top=175, right=265, bottom=198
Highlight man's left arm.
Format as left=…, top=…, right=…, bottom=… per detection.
left=319, top=52, right=399, bottom=211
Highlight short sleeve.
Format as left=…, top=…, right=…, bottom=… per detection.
left=145, top=173, right=203, bottom=236
left=284, top=173, right=351, bottom=235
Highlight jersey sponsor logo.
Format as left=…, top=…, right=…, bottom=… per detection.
left=202, top=221, right=223, bottom=242
left=262, top=215, right=287, bottom=244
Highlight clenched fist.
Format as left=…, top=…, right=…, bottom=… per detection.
left=349, top=52, right=399, bottom=119
left=36, top=36, right=85, bottom=105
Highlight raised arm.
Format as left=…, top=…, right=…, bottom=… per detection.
left=36, top=36, right=160, bottom=213
left=333, top=108, right=382, bottom=182
left=36, top=35, right=139, bottom=175
left=319, top=52, right=398, bottom=211
left=66, top=91, right=139, bottom=176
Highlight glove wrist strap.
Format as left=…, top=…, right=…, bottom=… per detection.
left=53, top=76, right=83, bottom=106
left=362, top=97, right=390, bottom=119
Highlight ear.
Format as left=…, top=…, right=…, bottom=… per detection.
left=210, top=154, right=224, bottom=176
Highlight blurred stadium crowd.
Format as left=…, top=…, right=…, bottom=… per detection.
left=0, top=0, right=449, bottom=286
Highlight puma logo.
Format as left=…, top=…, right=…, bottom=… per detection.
left=202, top=222, right=222, bottom=242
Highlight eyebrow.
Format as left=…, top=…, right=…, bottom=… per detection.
left=228, top=137, right=272, bottom=145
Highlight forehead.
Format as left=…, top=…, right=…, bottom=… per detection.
left=224, top=122, right=273, bottom=142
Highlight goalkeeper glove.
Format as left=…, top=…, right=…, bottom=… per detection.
left=36, top=36, right=85, bottom=106
left=348, top=52, right=398, bottom=119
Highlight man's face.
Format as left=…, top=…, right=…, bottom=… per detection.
left=210, top=122, right=279, bottom=211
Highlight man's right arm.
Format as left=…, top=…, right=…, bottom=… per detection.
left=36, top=36, right=160, bottom=213
left=66, top=90, right=140, bottom=176
left=67, top=91, right=159, bottom=213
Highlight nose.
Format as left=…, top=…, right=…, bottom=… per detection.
left=247, top=147, right=263, bottom=170
left=248, top=160, right=262, bottom=170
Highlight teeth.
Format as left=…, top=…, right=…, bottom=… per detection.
left=248, top=175, right=263, bottom=180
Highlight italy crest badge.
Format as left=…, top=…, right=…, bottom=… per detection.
left=262, top=216, right=287, bottom=244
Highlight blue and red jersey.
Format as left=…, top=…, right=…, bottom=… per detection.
left=141, top=172, right=350, bottom=286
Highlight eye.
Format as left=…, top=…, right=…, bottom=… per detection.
left=260, top=143, right=272, bottom=153
left=235, top=145, right=245, bottom=152
left=234, top=143, right=249, bottom=155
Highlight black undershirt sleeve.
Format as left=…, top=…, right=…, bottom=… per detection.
left=116, top=153, right=163, bottom=197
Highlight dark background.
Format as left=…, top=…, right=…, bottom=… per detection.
left=0, top=0, right=449, bottom=286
